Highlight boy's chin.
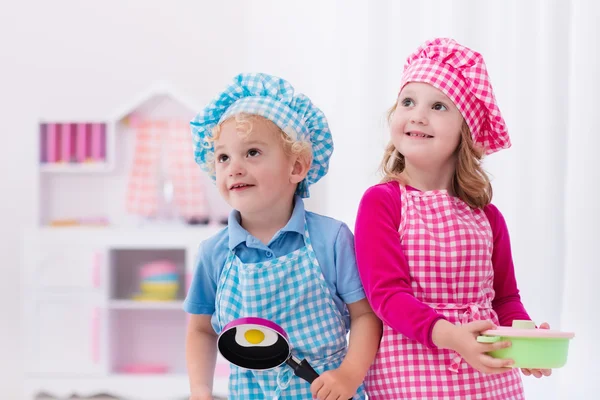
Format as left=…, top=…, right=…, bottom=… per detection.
left=230, top=200, right=263, bottom=215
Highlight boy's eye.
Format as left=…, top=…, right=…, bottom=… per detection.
left=400, top=98, right=415, bottom=107
left=432, top=103, right=448, bottom=111
left=217, top=154, right=229, bottom=163
left=247, top=149, right=260, bottom=157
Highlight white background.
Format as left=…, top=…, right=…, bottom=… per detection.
left=1, top=1, right=598, bottom=398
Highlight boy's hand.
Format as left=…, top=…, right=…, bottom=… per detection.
left=189, top=395, right=213, bottom=400
left=521, top=322, right=553, bottom=378
left=310, top=365, right=359, bottom=400
left=189, top=385, right=214, bottom=400
left=190, top=394, right=213, bottom=400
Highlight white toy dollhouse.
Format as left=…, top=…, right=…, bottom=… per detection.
left=23, top=83, right=230, bottom=400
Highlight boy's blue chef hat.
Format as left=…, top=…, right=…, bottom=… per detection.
left=190, top=73, right=333, bottom=198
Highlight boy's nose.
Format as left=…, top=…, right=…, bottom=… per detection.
left=228, top=159, right=246, bottom=176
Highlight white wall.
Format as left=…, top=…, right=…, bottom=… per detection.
left=0, top=2, right=340, bottom=397
left=1, top=1, right=597, bottom=398
left=0, top=2, right=245, bottom=397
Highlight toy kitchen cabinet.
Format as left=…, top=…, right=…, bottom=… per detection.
left=23, top=84, right=230, bottom=400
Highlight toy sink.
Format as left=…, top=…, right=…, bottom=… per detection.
left=477, top=320, right=575, bottom=369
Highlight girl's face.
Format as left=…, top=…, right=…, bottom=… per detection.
left=390, top=82, right=464, bottom=171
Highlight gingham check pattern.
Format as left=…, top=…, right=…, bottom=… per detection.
left=364, top=185, right=524, bottom=399
left=214, top=222, right=365, bottom=399
left=400, top=38, right=510, bottom=155
left=126, top=120, right=208, bottom=219
left=190, top=73, right=333, bottom=198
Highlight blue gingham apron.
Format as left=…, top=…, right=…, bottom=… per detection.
left=215, top=221, right=366, bottom=399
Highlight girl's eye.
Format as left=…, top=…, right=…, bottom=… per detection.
left=432, top=103, right=448, bottom=111
left=400, top=98, right=415, bottom=107
left=247, top=149, right=260, bottom=157
left=217, top=154, right=229, bottom=163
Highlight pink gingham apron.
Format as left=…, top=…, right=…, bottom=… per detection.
left=365, top=185, right=524, bottom=399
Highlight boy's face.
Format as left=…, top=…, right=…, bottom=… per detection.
left=214, top=118, right=297, bottom=216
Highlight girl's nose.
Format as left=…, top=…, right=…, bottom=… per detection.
left=410, top=107, right=428, bottom=125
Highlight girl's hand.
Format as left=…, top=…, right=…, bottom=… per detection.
left=452, top=320, right=515, bottom=374
left=310, top=365, right=359, bottom=400
left=521, top=322, right=553, bottom=378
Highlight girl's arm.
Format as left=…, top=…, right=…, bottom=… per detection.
left=484, top=204, right=531, bottom=326
left=354, top=182, right=445, bottom=348
left=186, top=314, right=218, bottom=400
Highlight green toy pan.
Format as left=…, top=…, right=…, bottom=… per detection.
left=477, top=320, right=575, bottom=369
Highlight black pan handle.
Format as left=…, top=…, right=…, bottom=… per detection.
left=285, top=356, right=353, bottom=399
left=285, top=355, right=319, bottom=383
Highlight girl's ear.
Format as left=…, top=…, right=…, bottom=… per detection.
left=289, top=156, right=310, bottom=185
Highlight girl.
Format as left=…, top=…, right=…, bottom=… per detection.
left=354, top=38, right=551, bottom=399
left=185, top=73, right=381, bottom=400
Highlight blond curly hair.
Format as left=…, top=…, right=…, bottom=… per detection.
left=208, top=113, right=313, bottom=174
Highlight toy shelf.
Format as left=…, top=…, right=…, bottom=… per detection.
left=109, top=308, right=187, bottom=375
left=105, top=247, right=191, bottom=377
left=39, top=122, right=112, bottom=170
left=108, top=248, right=186, bottom=301
left=108, top=300, right=184, bottom=310
left=39, top=163, right=114, bottom=173
left=25, top=84, right=231, bottom=400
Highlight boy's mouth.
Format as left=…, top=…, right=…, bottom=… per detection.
left=229, top=183, right=255, bottom=191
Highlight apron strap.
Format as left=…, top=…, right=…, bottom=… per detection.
left=215, top=251, right=237, bottom=331
left=274, top=349, right=347, bottom=398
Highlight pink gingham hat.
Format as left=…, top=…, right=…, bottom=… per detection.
left=400, top=38, right=510, bottom=154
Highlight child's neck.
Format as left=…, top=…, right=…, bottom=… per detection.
left=239, top=199, right=295, bottom=245
left=402, top=162, right=455, bottom=194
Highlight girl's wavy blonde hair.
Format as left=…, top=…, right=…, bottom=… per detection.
left=380, top=104, right=492, bottom=209
left=209, top=113, right=313, bottom=174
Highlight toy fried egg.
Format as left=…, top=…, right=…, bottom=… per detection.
left=218, top=319, right=291, bottom=370
left=234, top=324, right=279, bottom=347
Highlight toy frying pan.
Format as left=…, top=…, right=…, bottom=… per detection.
left=217, top=317, right=320, bottom=383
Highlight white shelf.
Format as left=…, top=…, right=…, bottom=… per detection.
left=25, top=375, right=229, bottom=400
left=33, top=225, right=224, bottom=247
left=109, top=300, right=184, bottom=310
left=40, top=163, right=112, bottom=173
left=27, top=85, right=233, bottom=400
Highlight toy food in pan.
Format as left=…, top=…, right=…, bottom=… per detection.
left=217, top=317, right=320, bottom=383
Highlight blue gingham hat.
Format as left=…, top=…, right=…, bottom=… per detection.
left=190, top=73, right=333, bottom=198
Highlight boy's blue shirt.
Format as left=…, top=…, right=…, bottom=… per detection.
left=183, top=195, right=365, bottom=331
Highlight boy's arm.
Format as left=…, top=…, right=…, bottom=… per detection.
left=309, top=299, right=381, bottom=399
left=186, top=314, right=218, bottom=398
left=331, top=222, right=382, bottom=374
left=310, top=221, right=381, bottom=398
left=339, top=299, right=382, bottom=382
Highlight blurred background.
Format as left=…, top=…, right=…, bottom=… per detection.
left=0, top=0, right=598, bottom=399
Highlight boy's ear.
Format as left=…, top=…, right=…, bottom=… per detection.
left=289, top=156, right=310, bottom=185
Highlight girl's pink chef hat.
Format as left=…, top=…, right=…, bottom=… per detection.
left=400, top=38, right=510, bottom=154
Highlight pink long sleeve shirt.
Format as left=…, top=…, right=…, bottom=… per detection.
left=354, top=181, right=531, bottom=348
